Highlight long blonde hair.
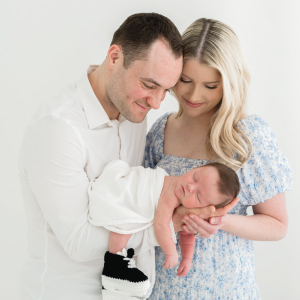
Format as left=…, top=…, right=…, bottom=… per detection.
left=176, top=18, right=252, bottom=169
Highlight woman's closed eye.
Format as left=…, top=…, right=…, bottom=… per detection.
left=205, top=85, right=217, bottom=90
left=179, top=77, right=191, bottom=83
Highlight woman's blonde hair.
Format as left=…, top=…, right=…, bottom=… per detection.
left=176, top=18, right=252, bottom=169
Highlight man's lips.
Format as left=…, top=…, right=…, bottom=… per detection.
left=135, top=102, right=149, bottom=112
left=184, top=98, right=204, bottom=108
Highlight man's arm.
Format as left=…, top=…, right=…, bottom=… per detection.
left=19, top=116, right=162, bottom=261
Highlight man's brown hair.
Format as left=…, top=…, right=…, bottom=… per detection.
left=203, top=162, right=240, bottom=209
left=110, top=13, right=183, bottom=68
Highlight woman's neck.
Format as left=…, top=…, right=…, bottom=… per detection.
left=176, top=111, right=214, bottom=137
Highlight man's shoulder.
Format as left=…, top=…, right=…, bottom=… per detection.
left=28, top=82, right=87, bottom=129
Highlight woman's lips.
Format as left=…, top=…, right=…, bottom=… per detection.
left=184, top=98, right=204, bottom=108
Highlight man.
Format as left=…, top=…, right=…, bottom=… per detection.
left=19, top=13, right=232, bottom=300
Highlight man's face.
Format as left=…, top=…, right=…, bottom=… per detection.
left=106, top=40, right=183, bottom=123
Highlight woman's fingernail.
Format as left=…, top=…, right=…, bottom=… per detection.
left=211, top=218, right=215, bottom=224
left=190, top=215, right=194, bottom=219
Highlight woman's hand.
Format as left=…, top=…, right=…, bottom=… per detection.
left=173, top=198, right=239, bottom=237
left=172, top=204, right=215, bottom=233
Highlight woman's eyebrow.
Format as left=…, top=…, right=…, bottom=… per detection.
left=203, top=81, right=221, bottom=84
left=181, top=73, right=192, bottom=80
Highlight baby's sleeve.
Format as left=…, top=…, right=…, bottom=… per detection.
left=237, top=115, right=292, bottom=206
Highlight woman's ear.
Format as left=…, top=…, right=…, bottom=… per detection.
left=106, top=44, right=123, bottom=70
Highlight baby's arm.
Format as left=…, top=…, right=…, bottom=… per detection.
left=154, top=199, right=178, bottom=269
left=177, top=231, right=195, bottom=277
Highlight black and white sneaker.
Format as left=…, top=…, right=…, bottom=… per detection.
left=102, top=248, right=150, bottom=299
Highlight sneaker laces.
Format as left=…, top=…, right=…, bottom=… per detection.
left=117, top=248, right=136, bottom=269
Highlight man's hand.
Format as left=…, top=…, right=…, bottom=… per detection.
left=172, top=198, right=239, bottom=237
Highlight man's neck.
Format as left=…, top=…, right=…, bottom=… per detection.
left=88, top=64, right=120, bottom=120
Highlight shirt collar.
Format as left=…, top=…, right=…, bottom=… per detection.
left=76, top=65, right=116, bottom=129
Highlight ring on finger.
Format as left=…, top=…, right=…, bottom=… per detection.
left=194, top=232, right=200, bottom=238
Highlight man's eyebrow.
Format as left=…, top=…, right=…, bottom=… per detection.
left=140, top=77, right=161, bottom=87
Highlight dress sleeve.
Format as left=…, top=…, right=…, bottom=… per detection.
left=237, top=115, right=292, bottom=206
left=144, top=114, right=168, bottom=169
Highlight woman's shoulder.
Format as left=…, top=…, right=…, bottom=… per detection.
left=238, top=114, right=269, bottom=130
left=237, top=114, right=275, bottom=142
left=148, top=111, right=175, bottom=136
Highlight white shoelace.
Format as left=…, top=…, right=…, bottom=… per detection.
left=117, top=248, right=136, bottom=269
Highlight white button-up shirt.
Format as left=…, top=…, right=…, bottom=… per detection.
left=18, top=66, right=173, bottom=300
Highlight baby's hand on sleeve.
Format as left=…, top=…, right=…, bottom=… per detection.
left=177, top=258, right=191, bottom=277
left=163, top=252, right=178, bottom=269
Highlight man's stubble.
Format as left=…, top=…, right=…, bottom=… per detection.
left=106, top=68, right=147, bottom=124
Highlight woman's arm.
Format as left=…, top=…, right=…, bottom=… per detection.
left=221, top=193, right=288, bottom=240
left=182, top=193, right=288, bottom=241
left=177, top=197, right=239, bottom=237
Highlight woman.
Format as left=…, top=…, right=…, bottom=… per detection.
left=144, top=18, right=292, bottom=299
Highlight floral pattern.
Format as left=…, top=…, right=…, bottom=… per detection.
left=144, top=112, right=292, bottom=300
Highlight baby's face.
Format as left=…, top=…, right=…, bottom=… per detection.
left=175, top=166, right=228, bottom=208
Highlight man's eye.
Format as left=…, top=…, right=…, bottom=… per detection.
left=180, top=78, right=191, bottom=83
left=205, top=85, right=217, bottom=89
left=143, top=83, right=155, bottom=89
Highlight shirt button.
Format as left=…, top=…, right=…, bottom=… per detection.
left=107, top=122, right=112, bottom=127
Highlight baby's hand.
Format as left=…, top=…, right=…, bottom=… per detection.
left=177, top=258, right=191, bottom=277
left=163, top=252, right=178, bottom=269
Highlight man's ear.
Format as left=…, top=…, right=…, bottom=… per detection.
left=107, top=45, right=123, bottom=70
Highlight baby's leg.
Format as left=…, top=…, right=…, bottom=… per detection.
left=109, top=232, right=132, bottom=254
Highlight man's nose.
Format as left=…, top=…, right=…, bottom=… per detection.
left=147, top=90, right=166, bottom=110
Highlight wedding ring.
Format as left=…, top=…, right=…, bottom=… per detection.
left=194, top=232, right=200, bottom=238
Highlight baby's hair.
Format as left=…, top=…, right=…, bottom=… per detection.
left=202, top=162, right=240, bottom=209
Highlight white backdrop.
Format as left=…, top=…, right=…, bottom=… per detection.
left=1, top=1, right=300, bottom=299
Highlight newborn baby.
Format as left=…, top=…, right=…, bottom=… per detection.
left=88, top=160, right=240, bottom=299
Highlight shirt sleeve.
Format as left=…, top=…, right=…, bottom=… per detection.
left=19, top=116, right=162, bottom=262
left=237, top=115, right=293, bottom=206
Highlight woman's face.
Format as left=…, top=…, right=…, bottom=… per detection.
left=174, top=59, right=223, bottom=118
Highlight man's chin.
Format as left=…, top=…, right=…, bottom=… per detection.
left=123, top=111, right=148, bottom=123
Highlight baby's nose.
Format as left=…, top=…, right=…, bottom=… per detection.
left=187, top=183, right=194, bottom=193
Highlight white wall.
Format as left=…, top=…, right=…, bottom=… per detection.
left=1, top=1, right=299, bottom=299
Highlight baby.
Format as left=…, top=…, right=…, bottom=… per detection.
left=88, top=160, right=240, bottom=299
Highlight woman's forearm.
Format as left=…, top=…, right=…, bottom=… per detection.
left=221, top=213, right=288, bottom=241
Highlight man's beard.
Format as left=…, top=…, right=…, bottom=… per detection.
left=106, top=76, right=147, bottom=123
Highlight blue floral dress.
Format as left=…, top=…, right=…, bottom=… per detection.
left=144, top=113, right=292, bottom=300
